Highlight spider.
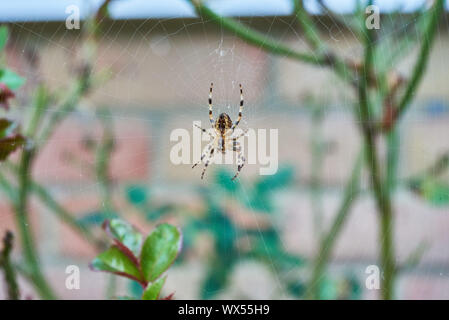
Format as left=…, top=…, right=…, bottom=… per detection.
left=192, top=82, right=247, bottom=180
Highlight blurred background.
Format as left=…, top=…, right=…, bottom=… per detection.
left=0, top=0, right=448, bottom=300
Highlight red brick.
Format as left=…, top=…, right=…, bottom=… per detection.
left=0, top=201, right=40, bottom=251
left=403, top=115, right=449, bottom=180
left=280, top=190, right=449, bottom=265
left=398, top=273, right=449, bottom=299
left=58, top=194, right=101, bottom=258
left=33, top=116, right=150, bottom=183
left=44, top=264, right=130, bottom=300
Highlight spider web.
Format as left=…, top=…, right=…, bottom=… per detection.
left=2, top=0, right=449, bottom=300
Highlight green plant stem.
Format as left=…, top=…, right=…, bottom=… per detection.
left=26, top=85, right=50, bottom=138
left=12, top=47, right=93, bottom=301
left=292, top=0, right=357, bottom=84
left=394, top=0, right=444, bottom=125
left=358, top=6, right=395, bottom=299
left=10, top=83, right=58, bottom=299
left=190, top=0, right=320, bottom=64
left=386, top=127, right=400, bottom=193
left=96, top=110, right=115, bottom=216
left=293, top=0, right=327, bottom=53
left=423, top=151, right=449, bottom=178
left=16, top=147, right=56, bottom=300
left=398, top=241, right=429, bottom=272
left=95, top=110, right=116, bottom=298
left=310, top=105, right=325, bottom=240
left=189, top=0, right=354, bottom=84
left=305, top=150, right=363, bottom=299
left=38, top=81, right=86, bottom=147
left=0, top=231, right=20, bottom=300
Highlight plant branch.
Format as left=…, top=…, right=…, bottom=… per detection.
left=95, top=109, right=115, bottom=216
left=293, top=0, right=327, bottom=53
left=423, top=151, right=449, bottom=179
left=189, top=0, right=355, bottom=84
left=398, top=241, right=429, bottom=273
left=291, top=0, right=356, bottom=84
left=386, top=127, right=400, bottom=193
left=0, top=231, right=20, bottom=300
left=305, top=149, right=363, bottom=299
left=393, top=0, right=444, bottom=127
left=190, top=0, right=321, bottom=64
left=38, top=80, right=88, bottom=147
left=358, top=3, right=396, bottom=299
left=16, top=146, right=56, bottom=299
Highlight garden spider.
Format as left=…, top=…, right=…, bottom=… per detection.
left=192, top=82, right=247, bottom=180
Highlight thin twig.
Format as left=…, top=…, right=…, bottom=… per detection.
left=95, top=109, right=115, bottom=217
left=16, top=146, right=56, bottom=299
left=0, top=231, right=20, bottom=300
left=305, top=149, right=364, bottom=299
left=393, top=0, right=444, bottom=127
left=189, top=0, right=355, bottom=84
left=358, top=1, right=396, bottom=299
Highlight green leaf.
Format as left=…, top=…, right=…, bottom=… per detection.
left=0, top=119, right=25, bottom=162
left=140, top=223, right=182, bottom=282
left=145, top=204, right=173, bottom=221
left=422, top=180, right=449, bottom=206
left=107, top=219, right=143, bottom=257
left=344, top=274, right=362, bottom=300
left=0, top=26, right=8, bottom=52
left=318, top=276, right=338, bottom=300
left=126, top=185, right=148, bottom=206
left=77, top=211, right=117, bottom=227
left=0, top=69, right=25, bottom=90
left=91, top=246, right=143, bottom=282
left=255, top=165, right=294, bottom=193
left=249, top=230, right=305, bottom=269
left=0, top=135, right=25, bottom=161
left=142, top=276, right=166, bottom=300
left=128, top=279, right=144, bottom=298
left=215, top=169, right=240, bottom=193
left=287, top=280, right=306, bottom=298
left=201, top=258, right=234, bottom=299
left=0, top=118, right=17, bottom=138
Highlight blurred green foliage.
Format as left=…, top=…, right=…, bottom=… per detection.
left=409, top=178, right=449, bottom=206
left=120, top=165, right=364, bottom=299
left=91, top=219, right=181, bottom=300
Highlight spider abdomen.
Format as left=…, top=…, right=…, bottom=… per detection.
left=215, top=113, right=233, bottom=135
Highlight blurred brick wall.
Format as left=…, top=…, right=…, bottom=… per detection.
left=0, top=19, right=448, bottom=299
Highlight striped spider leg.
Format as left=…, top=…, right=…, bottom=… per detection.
left=230, top=130, right=247, bottom=181
left=208, top=82, right=214, bottom=127
left=192, top=140, right=215, bottom=179
left=229, top=84, right=244, bottom=135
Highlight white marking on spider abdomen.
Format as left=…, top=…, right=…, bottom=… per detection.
left=216, top=136, right=227, bottom=153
